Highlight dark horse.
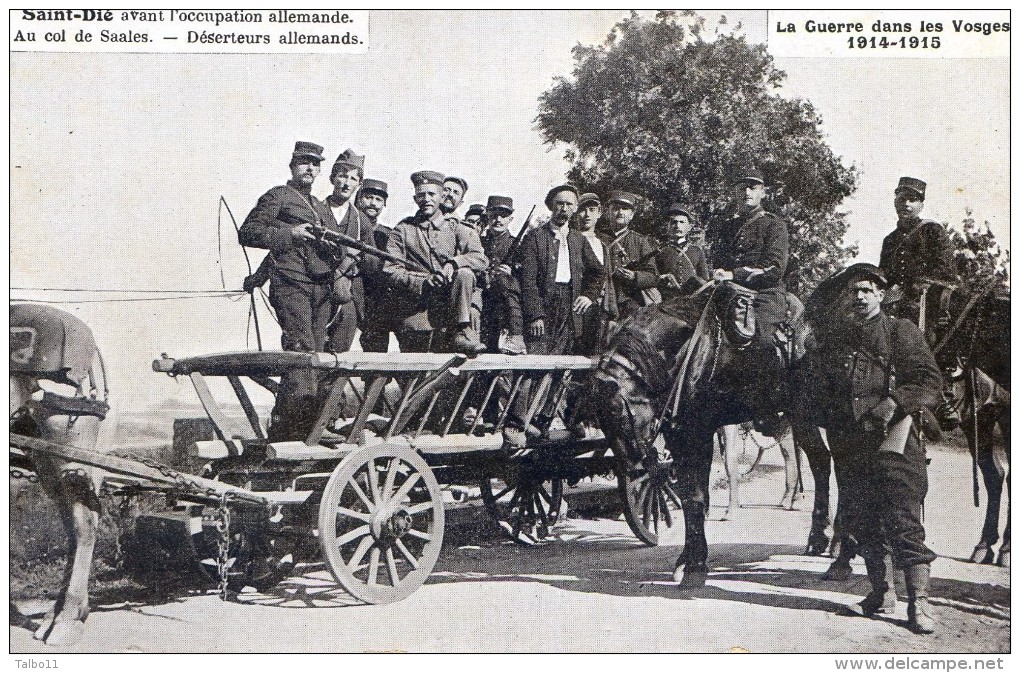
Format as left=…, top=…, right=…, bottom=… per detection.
left=592, top=281, right=831, bottom=586
left=939, top=290, right=1010, bottom=567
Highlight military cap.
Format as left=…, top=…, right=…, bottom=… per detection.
left=577, top=192, right=601, bottom=208
left=411, top=170, right=445, bottom=187
left=333, top=148, right=365, bottom=171
left=731, top=167, right=765, bottom=186
left=843, top=263, right=889, bottom=290
left=444, top=176, right=469, bottom=194
left=466, top=203, right=486, bottom=218
left=895, top=176, right=926, bottom=199
left=544, top=183, right=580, bottom=208
left=608, top=190, right=640, bottom=208
left=360, top=178, right=388, bottom=198
left=486, top=195, right=514, bottom=213
left=665, top=202, right=697, bottom=219
left=292, top=141, right=325, bottom=162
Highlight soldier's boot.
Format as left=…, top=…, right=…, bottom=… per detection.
left=905, top=563, right=936, bottom=634
left=452, top=325, right=485, bottom=355
left=849, top=555, right=897, bottom=616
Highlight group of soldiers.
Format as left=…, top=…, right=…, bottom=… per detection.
left=240, top=141, right=959, bottom=634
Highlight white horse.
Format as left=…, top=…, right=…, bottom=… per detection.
left=10, top=304, right=113, bottom=646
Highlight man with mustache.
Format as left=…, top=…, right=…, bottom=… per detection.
left=479, top=195, right=526, bottom=355
left=808, top=263, right=942, bottom=635
left=238, top=141, right=344, bottom=440
left=384, top=171, right=487, bottom=354
left=440, top=176, right=484, bottom=334
left=319, top=149, right=376, bottom=353
left=599, top=190, right=660, bottom=321
left=355, top=178, right=403, bottom=353
left=656, top=203, right=709, bottom=298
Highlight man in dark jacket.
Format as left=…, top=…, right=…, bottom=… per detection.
left=355, top=178, right=400, bottom=353
left=519, top=184, right=605, bottom=355
left=656, top=202, right=709, bottom=298
left=238, top=141, right=342, bottom=440
left=809, top=263, right=942, bottom=634
left=599, top=190, right=659, bottom=321
left=479, top=195, right=526, bottom=354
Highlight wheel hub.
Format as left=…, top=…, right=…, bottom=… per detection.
left=370, top=505, right=413, bottom=544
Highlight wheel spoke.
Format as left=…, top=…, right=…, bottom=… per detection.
left=536, top=492, right=549, bottom=529
left=394, top=538, right=420, bottom=569
left=651, top=487, right=660, bottom=533
left=366, top=460, right=381, bottom=503
left=382, top=458, right=398, bottom=502
left=641, top=481, right=653, bottom=529
left=335, top=506, right=371, bottom=522
left=663, top=482, right=684, bottom=509
left=367, top=547, right=381, bottom=585
left=491, top=483, right=514, bottom=502
left=347, top=534, right=375, bottom=570
left=388, top=471, right=422, bottom=506
left=405, top=501, right=434, bottom=516
left=348, top=477, right=375, bottom=511
left=405, top=528, right=432, bottom=541
left=385, top=547, right=401, bottom=587
left=537, top=483, right=552, bottom=505
left=659, top=490, right=673, bottom=528
left=337, top=524, right=371, bottom=546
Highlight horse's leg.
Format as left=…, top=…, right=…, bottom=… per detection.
left=672, top=430, right=712, bottom=588
left=720, top=424, right=742, bottom=520
left=778, top=428, right=800, bottom=510
left=997, top=413, right=1010, bottom=568
left=970, top=410, right=1001, bottom=564
left=795, top=422, right=832, bottom=555
left=44, top=478, right=99, bottom=646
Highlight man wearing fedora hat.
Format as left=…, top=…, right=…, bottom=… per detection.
left=599, top=190, right=660, bottom=321
left=806, top=263, right=942, bottom=634
left=239, top=141, right=345, bottom=440
left=384, top=170, right=487, bottom=354
left=656, top=202, right=709, bottom=298
left=319, top=149, right=378, bottom=353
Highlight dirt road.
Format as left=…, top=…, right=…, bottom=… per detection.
left=10, top=441, right=1009, bottom=653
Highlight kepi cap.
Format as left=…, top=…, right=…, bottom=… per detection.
left=411, top=170, right=446, bottom=188
left=360, top=178, right=388, bottom=198
left=486, top=195, right=514, bottom=213
left=665, top=202, right=696, bottom=219
left=608, top=190, right=640, bottom=208
left=577, top=192, right=601, bottom=208
left=731, top=167, right=765, bottom=186
left=895, top=176, right=926, bottom=199
left=292, top=141, right=325, bottom=163
left=843, top=263, right=889, bottom=290
left=444, top=176, right=469, bottom=194
left=466, top=203, right=486, bottom=218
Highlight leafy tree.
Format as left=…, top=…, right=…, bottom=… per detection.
left=536, top=10, right=858, bottom=293
left=948, top=211, right=1009, bottom=295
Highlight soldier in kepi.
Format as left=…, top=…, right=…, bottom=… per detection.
left=355, top=178, right=401, bottom=353
left=599, top=190, right=660, bottom=321
left=238, top=141, right=344, bottom=440
left=384, top=171, right=487, bottom=354
left=709, top=167, right=791, bottom=434
left=656, top=202, right=709, bottom=298
left=479, top=195, right=526, bottom=355
left=879, top=176, right=962, bottom=427
left=319, top=149, right=376, bottom=353
left=463, top=203, right=486, bottom=228
left=808, top=264, right=942, bottom=634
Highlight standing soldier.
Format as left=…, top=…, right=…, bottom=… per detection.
left=319, top=149, right=375, bottom=353
left=879, top=177, right=959, bottom=334
left=384, top=171, right=487, bottom=354
left=599, top=191, right=660, bottom=321
left=519, top=184, right=605, bottom=355
left=479, top=195, right=526, bottom=355
left=656, top=203, right=709, bottom=298
left=809, top=263, right=942, bottom=634
left=238, top=141, right=341, bottom=440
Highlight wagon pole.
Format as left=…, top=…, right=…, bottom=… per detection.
left=10, top=433, right=270, bottom=508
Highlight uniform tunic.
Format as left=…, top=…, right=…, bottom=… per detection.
left=480, top=228, right=524, bottom=349
left=318, top=198, right=376, bottom=353
left=809, top=311, right=942, bottom=568
left=656, top=241, right=709, bottom=298
left=879, top=218, right=959, bottom=331
left=599, top=228, right=659, bottom=320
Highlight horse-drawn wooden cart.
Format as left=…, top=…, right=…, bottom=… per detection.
left=12, top=349, right=684, bottom=606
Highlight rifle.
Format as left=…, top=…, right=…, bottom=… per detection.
left=505, top=205, right=537, bottom=262
left=310, top=224, right=429, bottom=274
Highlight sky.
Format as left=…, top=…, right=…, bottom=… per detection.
left=9, top=10, right=1009, bottom=412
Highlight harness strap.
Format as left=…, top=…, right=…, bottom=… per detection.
left=35, top=392, right=110, bottom=420
left=660, top=283, right=719, bottom=427
left=932, top=279, right=998, bottom=356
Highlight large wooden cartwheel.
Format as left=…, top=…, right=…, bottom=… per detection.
left=480, top=461, right=563, bottom=544
left=318, top=444, right=445, bottom=604
left=614, top=427, right=684, bottom=546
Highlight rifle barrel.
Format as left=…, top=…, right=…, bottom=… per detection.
left=317, top=227, right=428, bottom=274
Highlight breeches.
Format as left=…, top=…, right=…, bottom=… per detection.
left=481, top=280, right=524, bottom=348
left=526, top=283, right=574, bottom=356
left=828, top=427, right=937, bottom=568
left=424, top=267, right=476, bottom=328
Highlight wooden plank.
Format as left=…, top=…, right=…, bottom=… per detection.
left=312, top=351, right=593, bottom=373
left=250, top=376, right=280, bottom=395
left=346, top=376, right=387, bottom=444
left=190, top=373, right=256, bottom=441
left=469, top=375, right=500, bottom=435
left=521, top=373, right=554, bottom=429
left=305, top=375, right=350, bottom=447
left=228, top=375, right=266, bottom=439
left=441, top=374, right=475, bottom=437
left=154, top=351, right=318, bottom=376
left=11, top=433, right=269, bottom=506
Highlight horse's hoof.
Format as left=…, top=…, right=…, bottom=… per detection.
left=44, top=620, right=86, bottom=646
left=675, top=567, right=708, bottom=589
left=780, top=495, right=795, bottom=510
left=33, top=613, right=55, bottom=641
left=821, top=562, right=852, bottom=581
left=805, top=535, right=830, bottom=557
left=997, top=550, right=1010, bottom=568
left=970, top=544, right=994, bottom=565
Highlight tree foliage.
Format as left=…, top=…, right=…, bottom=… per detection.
left=536, top=10, right=859, bottom=292
left=948, top=212, right=1009, bottom=296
